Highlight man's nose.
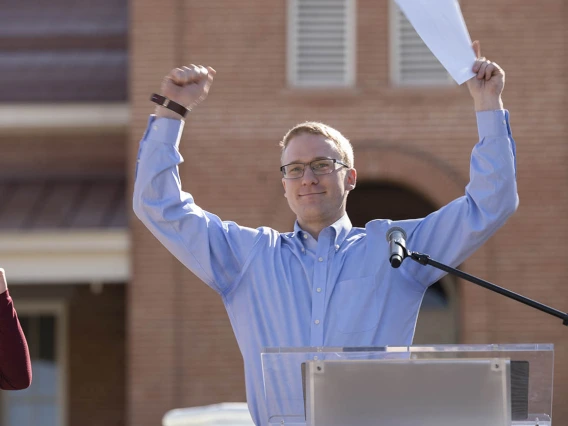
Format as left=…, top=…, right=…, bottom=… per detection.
left=301, top=166, right=319, bottom=185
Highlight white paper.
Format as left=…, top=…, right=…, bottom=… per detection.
left=394, top=0, right=476, bottom=85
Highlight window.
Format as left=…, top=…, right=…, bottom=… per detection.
left=1, top=302, right=67, bottom=426
left=389, top=0, right=452, bottom=86
left=287, top=0, right=356, bottom=88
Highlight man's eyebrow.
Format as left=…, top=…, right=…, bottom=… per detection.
left=284, top=156, right=332, bottom=164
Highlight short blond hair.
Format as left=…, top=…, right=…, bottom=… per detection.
left=279, top=122, right=354, bottom=167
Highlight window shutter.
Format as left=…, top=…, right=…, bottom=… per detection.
left=390, top=1, right=452, bottom=86
left=288, top=0, right=355, bottom=87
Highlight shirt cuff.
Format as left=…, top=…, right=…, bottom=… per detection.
left=144, top=115, right=186, bottom=149
left=476, top=109, right=511, bottom=140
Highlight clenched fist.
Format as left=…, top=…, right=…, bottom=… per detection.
left=155, top=65, right=216, bottom=119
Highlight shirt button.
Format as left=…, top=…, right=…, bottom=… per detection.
left=303, top=234, right=308, bottom=240
left=316, top=288, right=322, bottom=293
left=335, top=245, right=340, bottom=251
left=502, top=120, right=506, bottom=125
left=301, top=248, right=305, bottom=253
left=314, top=320, right=320, bottom=325
left=153, top=125, right=158, bottom=130
left=318, top=257, right=323, bottom=262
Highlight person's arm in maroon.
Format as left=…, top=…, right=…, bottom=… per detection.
left=0, top=269, right=31, bottom=390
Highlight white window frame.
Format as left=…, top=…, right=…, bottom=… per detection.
left=287, top=0, right=356, bottom=88
left=389, top=0, right=453, bottom=87
left=1, top=300, right=68, bottom=426
left=0, top=103, right=128, bottom=133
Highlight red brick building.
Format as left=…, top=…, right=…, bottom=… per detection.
left=1, top=0, right=566, bottom=425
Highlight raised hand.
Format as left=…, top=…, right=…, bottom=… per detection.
left=466, top=41, right=505, bottom=111
left=156, top=65, right=216, bottom=119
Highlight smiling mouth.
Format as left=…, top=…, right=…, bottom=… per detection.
left=299, top=192, right=325, bottom=197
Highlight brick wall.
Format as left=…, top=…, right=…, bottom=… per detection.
left=0, top=131, right=126, bottom=179
left=129, top=0, right=567, bottom=424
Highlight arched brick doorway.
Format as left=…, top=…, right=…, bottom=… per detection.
left=346, top=182, right=460, bottom=344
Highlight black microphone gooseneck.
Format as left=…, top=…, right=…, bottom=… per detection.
left=386, top=226, right=568, bottom=327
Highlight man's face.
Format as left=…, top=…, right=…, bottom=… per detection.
left=281, top=133, right=356, bottom=229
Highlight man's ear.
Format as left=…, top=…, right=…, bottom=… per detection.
left=282, top=178, right=288, bottom=197
left=345, top=168, right=357, bottom=191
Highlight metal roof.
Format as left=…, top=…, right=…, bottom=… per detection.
left=0, top=179, right=127, bottom=230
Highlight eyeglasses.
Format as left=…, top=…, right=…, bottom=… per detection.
left=280, top=158, right=349, bottom=179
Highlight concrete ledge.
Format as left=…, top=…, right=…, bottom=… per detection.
left=0, top=230, right=130, bottom=284
left=0, top=103, right=129, bottom=132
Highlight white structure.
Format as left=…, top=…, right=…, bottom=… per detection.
left=162, top=403, right=254, bottom=426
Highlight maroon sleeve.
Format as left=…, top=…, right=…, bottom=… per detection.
left=0, top=290, right=32, bottom=390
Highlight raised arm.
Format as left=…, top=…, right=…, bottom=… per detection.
left=0, top=269, right=32, bottom=390
left=133, top=66, right=262, bottom=294
left=384, top=41, right=518, bottom=286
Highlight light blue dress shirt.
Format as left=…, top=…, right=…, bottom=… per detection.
left=133, top=110, right=518, bottom=426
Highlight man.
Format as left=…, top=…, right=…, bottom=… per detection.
left=133, top=41, right=517, bottom=425
left=0, top=269, right=32, bottom=390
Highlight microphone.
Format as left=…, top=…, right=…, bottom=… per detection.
left=386, top=227, right=407, bottom=268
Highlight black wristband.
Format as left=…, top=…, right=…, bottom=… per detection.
left=150, top=93, right=189, bottom=118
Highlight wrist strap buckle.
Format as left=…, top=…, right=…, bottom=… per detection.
left=150, top=93, right=188, bottom=118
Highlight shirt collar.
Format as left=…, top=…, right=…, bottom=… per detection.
left=292, top=213, right=352, bottom=248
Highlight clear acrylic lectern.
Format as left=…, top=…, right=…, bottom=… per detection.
left=261, top=344, right=553, bottom=426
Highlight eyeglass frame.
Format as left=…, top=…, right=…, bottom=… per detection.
left=280, top=157, right=350, bottom=179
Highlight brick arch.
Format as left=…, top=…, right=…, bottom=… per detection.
left=353, top=145, right=466, bottom=208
